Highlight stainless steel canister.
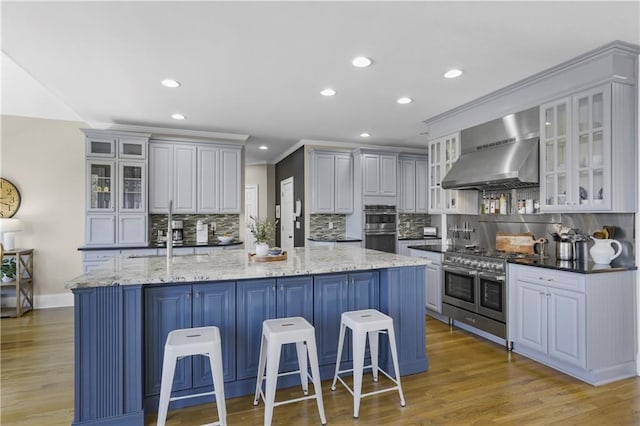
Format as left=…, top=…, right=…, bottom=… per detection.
left=556, top=241, right=574, bottom=261
left=574, top=240, right=589, bottom=263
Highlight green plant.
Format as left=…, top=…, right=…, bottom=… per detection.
left=249, top=216, right=278, bottom=244
left=2, top=257, right=16, bottom=279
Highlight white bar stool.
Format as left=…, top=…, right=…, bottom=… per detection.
left=331, top=309, right=406, bottom=418
left=253, top=317, right=327, bottom=426
left=157, top=326, right=227, bottom=426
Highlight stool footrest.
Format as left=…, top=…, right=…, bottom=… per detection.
left=334, top=367, right=400, bottom=399
left=169, top=390, right=216, bottom=402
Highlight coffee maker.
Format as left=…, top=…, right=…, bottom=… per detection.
left=171, top=220, right=184, bottom=244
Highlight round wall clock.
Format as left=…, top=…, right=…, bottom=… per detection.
left=0, top=178, right=21, bottom=218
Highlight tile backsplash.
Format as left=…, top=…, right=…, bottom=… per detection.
left=309, top=214, right=346, bottom=239
left=398, top=213, right=432, bottom=239
left=150, top=214, right=240, bottom=242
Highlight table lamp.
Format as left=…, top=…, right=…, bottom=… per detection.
left=0, top=218, right=22, bottom=250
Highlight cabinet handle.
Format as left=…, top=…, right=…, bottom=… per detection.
left=194, top=291, right=200, bottom=298
left=539, top=291, right=546, bottom=295
left=546, top=293, right=551, bottom=297
left=186, top=292, right=191, bottom=299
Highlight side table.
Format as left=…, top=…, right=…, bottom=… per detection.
left=1, top=248, right=34, bottom=317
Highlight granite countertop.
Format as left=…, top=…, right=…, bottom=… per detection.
left=78, top=240, right=243, bottom=251
left=307, top=237, right=362, bottom=242
left=66, top=246, right=428, bottom=289
left=398, top=236, right=440, bottom=241
left=508, top=257, right=637, bottom=274
left=407, top=244, right=448, bottom=253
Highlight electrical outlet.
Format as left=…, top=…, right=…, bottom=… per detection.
left=296, top=222, right=300, bottom=229
left=328, top=222, right=333, bottom=229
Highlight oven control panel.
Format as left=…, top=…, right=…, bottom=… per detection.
left=444, top=253, right=505, bottom=273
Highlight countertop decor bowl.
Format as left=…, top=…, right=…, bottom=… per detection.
left=268, top=247, right=282, bottom=256
left=217, top=236, right=234, bottom=243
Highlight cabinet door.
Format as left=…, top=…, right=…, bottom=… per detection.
left=144, top=286, right=192, bottom=396
left=220, top=148, right=241, bottom=213
left=119, top=162, right=145, bottom=212
left=379, top=155, right=397, bottom=195
left=350, top=271, right=380, bottom=312
left=236, top=279, right=276, bottom=379
left=311, top=152, right=335, bottom=213
left=118, top=214, right=147, bottom=245
left=548, top=287, right=586, bottom=368
left=118, top=138, right=147, bottom=159
left=399, top=159, right=416, bottom=212
left=87, top=160, right=116, bottom=212
left=334, top=154, right=353, bottom=213
left=197, top=146, right=220, bottom=213
left=415, top=159, right=429, bottom=213
left=443, top=134, right=460, bottom=212
left=428, top=141, right=442, bottom=212
left=276, top=276, right=314, bottom=371
left=87, top=136, right=116, bottom=158
left=149, top=143, right=173, bottom=213
left=540, top=98, right=572, bottom=211
left=572, top=85, right=611, bottom=211
left=425, top=263, right=442, bottom=313
left=173, top=145, right=197, bottom=213
left=514, top=281, right=547, bottom=354
left=192, top=282, right=236, bottom=384
left=362, top=154, right=380, bottom=195
left=313, top=274, right=349, bottom=365
left=86, top=214, right=116, bottom=245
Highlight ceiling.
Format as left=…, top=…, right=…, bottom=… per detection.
left=2, top=1, right=639, bottom=164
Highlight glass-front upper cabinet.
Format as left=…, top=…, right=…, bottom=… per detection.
left=540, top=84, right=611, bottom=212
left=429, top=139, right=442, bottom=211
left=87, top=160, right=115, bottom=211
left=118, top=138, right=147, bottom=159
left=87, top=137, right=116, bottom=158
left=443, top=135, right=459, bottom=211
left=119, top=162, right=146, bottom=212
left=540, top=97, right=571, bottom=210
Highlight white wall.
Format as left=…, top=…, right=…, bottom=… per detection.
left=1, top=115, right=86, bottom=307
left=245, top=164, right=276, bottom=223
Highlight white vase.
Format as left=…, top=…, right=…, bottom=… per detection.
left=2, top=274, right=15, bottom=283
left=589, top=238, right=622, bottom=265
left=255, top=242, right=269, bottom=257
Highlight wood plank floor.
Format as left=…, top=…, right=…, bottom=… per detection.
left=1, top=308, right=639, bottom=425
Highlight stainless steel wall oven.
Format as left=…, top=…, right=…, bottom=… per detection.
left=363, top=205, right=396, bottom=253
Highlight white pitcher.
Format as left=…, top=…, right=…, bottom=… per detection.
left=589, top=238, right=622, bottom=265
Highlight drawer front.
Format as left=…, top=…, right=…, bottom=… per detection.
left=82, top=250, right=119, bottom=261
left=515, top=265, right=585, bottom=292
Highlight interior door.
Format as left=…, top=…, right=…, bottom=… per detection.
left=280, top=177, right=294, bottom=250
left=244, top=184, right=258, bottom=253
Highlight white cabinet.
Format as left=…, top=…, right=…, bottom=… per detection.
left=509, top=264, right=635, bottom=385
left=83, top=129, right=150, bottom=246
left=310, top=151, right=353, bottom=214
left=407, top=248, right=443, bottom=314
left=150, top=142, right=242, bottom=214
left=362, top=153, right=397, bottom=196
left=219, top=148, right=242, bottom=213
left=427, top=133, right=477, bottom=214
left=540, top=83, right=636, bottom=212
left=398, top=156, right=428, bottom=213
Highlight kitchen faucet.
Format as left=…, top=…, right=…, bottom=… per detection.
left=167, top=200, right=173, bottom=259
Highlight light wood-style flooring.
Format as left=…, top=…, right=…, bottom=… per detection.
left=2, top=308, right=639, bottom=425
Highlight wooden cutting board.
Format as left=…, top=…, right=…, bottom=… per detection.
left=496, top=232, right=544, bottom=254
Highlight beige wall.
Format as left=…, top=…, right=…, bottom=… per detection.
left=245, top=164, right=276, bottom=223
left=1, top=115, right=86, bottom=305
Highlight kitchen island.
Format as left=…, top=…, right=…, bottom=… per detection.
left=66, top=246, right=429, bottom=426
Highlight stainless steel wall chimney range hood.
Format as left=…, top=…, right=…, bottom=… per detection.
left=441, top=106, right=540, bottom=190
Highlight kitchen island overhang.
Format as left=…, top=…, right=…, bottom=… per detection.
left=67, top=247, right=429, bottom=426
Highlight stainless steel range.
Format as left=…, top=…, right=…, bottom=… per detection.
left=442, top=248, right=521, bottom=347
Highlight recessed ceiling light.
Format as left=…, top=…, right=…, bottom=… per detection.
left=171, top=113, right=185, bottom=120
left=360, top=132, right=371, bottom=138
left=320, top=88, right=336, bottom=97
left=352, top=56, right=372, bottom=68
left=444, top=69, right=463, bottom=79
left=161, top=79, right=181, bottom=88
left=259, top=145, right=268, bottom=150
left=397, top=97, right=413, bottom=104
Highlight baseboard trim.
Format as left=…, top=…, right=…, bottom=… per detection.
left=1, top=292, right=75, bottom=309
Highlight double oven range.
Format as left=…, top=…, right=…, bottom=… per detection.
left=442, top=248, right=528, bottom=348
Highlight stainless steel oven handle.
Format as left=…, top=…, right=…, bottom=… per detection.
left=478, top=272, right=506, bottom=281
left=443, top=265, right=477, bottom=276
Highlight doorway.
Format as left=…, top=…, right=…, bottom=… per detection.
left=244, top=184, right=258, bottom=253
left=280, top=177, right=294, bottom=250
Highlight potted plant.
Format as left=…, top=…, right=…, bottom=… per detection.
left=2, top=257, right=16, bottom=282
left=249, top=216, right=278, bottom=256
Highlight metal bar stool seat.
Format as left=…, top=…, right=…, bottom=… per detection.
left=253, top=317, right=327, bottom=426
left=331, top=309, right=406, bottom=418
left=157, top=326, right=227, bottom=426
